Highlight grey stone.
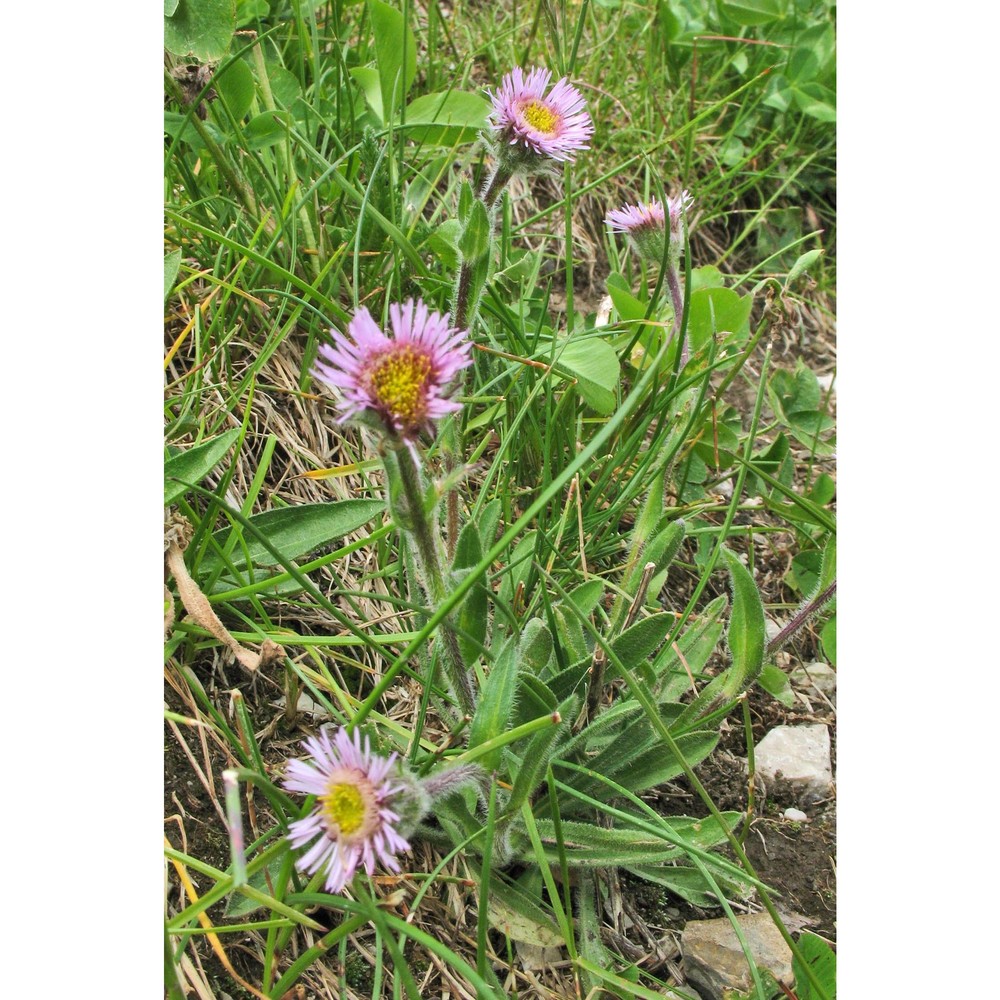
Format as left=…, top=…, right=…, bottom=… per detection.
left=783, top=807, right=809, bottom=823
left=681, top=911, right=794, bottom=1000
left=791, top=661, right=837, bottom=698
left=755, top=724, right=833, bottom=806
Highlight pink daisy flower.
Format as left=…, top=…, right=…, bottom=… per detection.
left=606, top=192, right=693, bottom=262
left=487, top=66, right=594, bottom=163
left=283, top=727, right=411, bottom=893
left=313, top=299, right=472, bottom=441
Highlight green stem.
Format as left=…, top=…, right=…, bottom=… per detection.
left=392, top=444, right=476, bottom=716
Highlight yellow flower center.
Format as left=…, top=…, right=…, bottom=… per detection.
left=368, top=347, right=432, bottom=427
left=320, top=782, right=367, bottom=836
left=520, top=100, right=558, bottom=135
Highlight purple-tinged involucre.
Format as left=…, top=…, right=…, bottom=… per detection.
left=487, top=66, right=594, bottom=163
left=283, top=727, right=411, bottom=894
left=605, top=191, right=693, bottom=239
left=313, top=299, right=472, bottom=440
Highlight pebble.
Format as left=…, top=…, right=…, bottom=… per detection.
left=791, top=661, right=836, bottom=698
left=754, top=724, right=833, bottom=807
left=783, top=807, right=809, bottom=822
left=682, top=911, right=794, bottom=1000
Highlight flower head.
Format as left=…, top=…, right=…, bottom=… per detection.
left=486, top=66, right=594, bottom=165
left=283, top=727, right=411, bottom=893
left=313, top=299, right=472, bottom=440
left=606, top=191, right=693, bottom=263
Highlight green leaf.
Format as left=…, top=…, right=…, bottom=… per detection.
left=485, top=875, right=563, bottom=947
left=243, top=111, right=291, bottom=150
left=821, top=615, right=836, bottom=666
left=793, top=82, right=836, bottom=123
left=368, top=0, right=417, bottom=123
left=223, top=858, right=284, bottom=917
left=164, top=429, right=241, bottom=506
left=757, top=663, right=795, bottom=707
left=267, top=65, right=302, bottom=109
left=164, top=249, right=182, bottom=301
left=720, top=0, right=783, bottom=25
left=552, top=337, right=620, bottom=415
left=402, top=90, right=490, bottom=145
left=165, top=0, right=236, bottom=61
left=200, top=500, right=385, bottom=572
left=165, top=0, right=179, bottom=16
left=605, top=272, right=646, bottom=323
left=236, top=0, right=269, bottom=27
left=350, top=66, right=384, bottom=122
left=215, top=57, right=255, bottom=121
left=561, top=579, right=605, bottom=618
left=807, top=473, right=836, bottom=506
left=505, top=694, right=575, bottom=816
left=722, top=548, right=766, bottom=689
left=786, top=248, right=824, bottom=286
left=686, top=287, right=753, bottom=352
left=458, top=199, right=491, bottom=263
left=607, top=613, right=676, bottom=677
left=690, top=265, right=727, bottom=291
left=468, top=634, right=522, bottom=772
left=163, top=111, right=225, bottom=152
left=792, top=932, right=836, bottom=1000
left=453, top=521, right=489, bottom=667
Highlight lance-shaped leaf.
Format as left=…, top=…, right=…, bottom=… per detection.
left=164, top=428, right=241, bottom=506
left=452, top=521, right=489, bottom=667
left=468, top=627, right=529, bottom=772
left=503, top=693, right=577, bottom=818
left=200, top=500, right=385, bottom=573
left=674, top=548, right=766, bottom=730
left=368, top=0, right=416, bottom=123
left=652, top=593, right=727, bottom=702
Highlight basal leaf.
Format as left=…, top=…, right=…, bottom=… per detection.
left=200, top=499, right=385, bottom=573
left=165, top=0, right=236, bottom=61
left=164, top=428, right=241, bottom=506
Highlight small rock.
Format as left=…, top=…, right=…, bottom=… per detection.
left=682, top=911, right=794, bottom=1000
left=275, top=692, right=329, bottom=717
left=515, top=940, right=563, bottom=970
left=783, top=807, right=809, bottom=823
left=755, top=724, right=833, bottom=807
left=791, top=661, right=836, bottom=698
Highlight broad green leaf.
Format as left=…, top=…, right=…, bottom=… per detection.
left=164, top=428, right=241, bottom=506
left=236, top=0, right=269, bottom=27
left=807, top=473, right=836, bottom=506
left=561, top=579, right=605, bottom=618
left=200, top=500, right=385, bottom=572
left=267, top=65, right=302, bottom=109
left=690, top=264, right=727, bottom=291
left=165, top=0, right=236, bottom=61
left=349, top=66, right=383, bottom=122
left=426, top=218, right=461, bottom=269
left=720, top=0, right=783, bottom=25
left=164, top=249, right=182, bottom=301
left=498, top=530, right=537, bottom=606
left=757, top=663, right=795, bottom=707
left=625, top=862, right=753, bottom=905
left=607, top=613, right=676, bottom=676
left=605, top=272, right=646, bottom=323
left=165, top=0, right=179, bottom=16
left=403, top=90, right=490, bottom=145
left=794, top=82, right=837, bottom=123
left=243, top=111, right=290, bottom=150
left=789, top=550, right=821, bottom=597
left=163, top=111, right=224, bottom=152
left=520, top=618, right=553, bottom=673
left=215, top=57, right=255, bottom=121
left=793, top=932, right=837, bottom=1000
left=368, top=0, right=417, bottom=123
left=552, top=337, right=620, bottom=415
left=686, top=287, right=753, bottom=352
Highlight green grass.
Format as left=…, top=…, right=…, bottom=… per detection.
left=165, top=1, right=836, bottom=997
